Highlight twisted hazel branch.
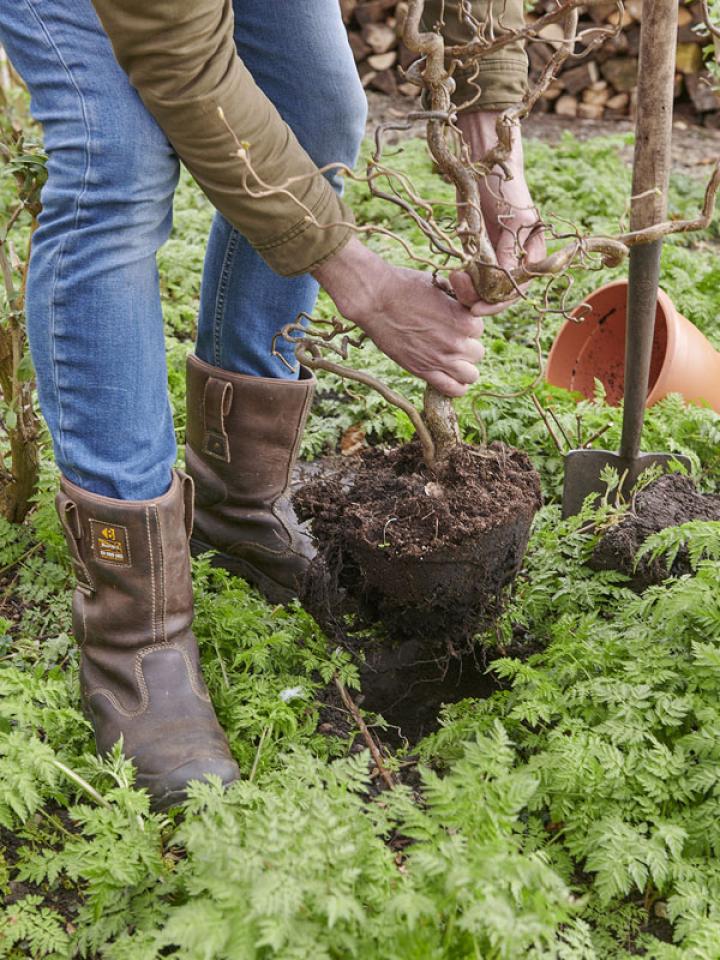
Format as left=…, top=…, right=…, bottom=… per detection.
left=446, top=0, right=626, bottom=58
left=219, top=104, right=718, bottom=311
left=273, top=319, right=438, bottom=470
left=218, top=108, right=455, bottom=272
left=701, top=0, right=720, bottom=39
left=510, top=7, right=580, bottom=121
left=299, top=352, right=437, bottom=469
left=474, top=163, right=720, bottom=303
left=403, top=0, right=500, bottom=446
left=404, top=0, right=497, bottom=279
left=618, top=162, right=720, bottom=245
left=478, top=236, right=629, bottom=303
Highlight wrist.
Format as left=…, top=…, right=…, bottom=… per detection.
left=457, top=110, right=521, bottom=162
left=311, top=236, right=385, bottom=328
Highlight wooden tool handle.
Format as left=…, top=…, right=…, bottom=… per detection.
left=620, top=0, right=678, bottom=462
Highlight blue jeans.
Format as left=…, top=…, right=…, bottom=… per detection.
left=0, top=0, right=366, bottom=500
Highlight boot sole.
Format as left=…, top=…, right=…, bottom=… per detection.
left=190, top=537, right=296, bottom=606
left=149, top=769, right=240, bottom=812
left=152, top=786, right=191, bottom=812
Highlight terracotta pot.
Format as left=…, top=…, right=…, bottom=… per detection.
left=546, top=280, right=720, bottom=413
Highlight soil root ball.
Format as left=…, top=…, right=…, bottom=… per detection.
left=592, top=474, right=720, bottom=590
left=295, top=440, right=542, bottom=647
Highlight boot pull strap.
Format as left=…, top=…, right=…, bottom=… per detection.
left=179, top=472, right=195, bottom=541
left=202, top=377, right=233, bottom=463
left=57, top=495, right=95, bottom=596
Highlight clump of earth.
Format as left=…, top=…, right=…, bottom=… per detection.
left=592, top=474, right=720, bottom=589
left=296, top=439, right=542, bottom=742
left=296, top=440, right=542, bottom=646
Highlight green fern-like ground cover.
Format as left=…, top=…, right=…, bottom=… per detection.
left=2, top=132, right=720, bottom=959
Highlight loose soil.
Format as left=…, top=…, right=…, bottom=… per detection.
left=297, top=440, right=541, bottom=639
left=592, top=473, right=720, bottom=590
left=296, top=440, right=541, bottom=739
left=1, top=811, right=87, bottom=943
left=354, top=639, right=501, bottom=744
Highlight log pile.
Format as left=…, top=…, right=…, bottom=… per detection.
left=341, top=0, right=720, bottom=125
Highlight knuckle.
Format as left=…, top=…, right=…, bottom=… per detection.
left=470, top=316, right=485, bottom=337
left=462, top=336, right=484, bottom=359
left=467, top=341, right=485, bottom=363
left=458, top=315, right=483, bottom=337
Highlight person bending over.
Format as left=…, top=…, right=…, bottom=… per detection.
left=0, top=0, right=540, bottom=808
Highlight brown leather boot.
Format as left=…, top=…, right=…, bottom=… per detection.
left=56, top=471, right=240, bottom=810
left=185, top=354, right=315, bottom=604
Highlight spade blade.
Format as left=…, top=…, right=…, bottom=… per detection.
left=561, top=448, right=692, bottom=519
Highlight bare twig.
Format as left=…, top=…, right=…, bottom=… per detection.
left=273, top=316, right=438, bottom=469
left=334, top=675, right=397, bottom=791
left=226, top=0, right=719, bottom=474
left=0, top=117, right=42, bottom=522
left=701, top=0, right=720, bottom=39
left=531, top=394, right=564, bottom=453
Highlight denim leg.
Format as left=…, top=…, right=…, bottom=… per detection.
left=0, top=0, right=180, bottom=500
left=195, top=0, right=368, bottom=379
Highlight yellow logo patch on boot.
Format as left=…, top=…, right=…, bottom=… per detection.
left=89, top=520, right=131, bottom=566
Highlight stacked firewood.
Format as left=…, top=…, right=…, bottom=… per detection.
left=340, top=0, right=417, bottom=97
left=341, top=0, right=720, bottom=124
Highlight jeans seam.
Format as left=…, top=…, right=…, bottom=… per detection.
left=212, top=227, right=240, bottom=367
left=21, top=0, right=93, bottom=475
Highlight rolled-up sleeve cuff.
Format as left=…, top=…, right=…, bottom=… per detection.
left=257, top=188, right=356, bottom=277
left=454, top=56, right=529, bottom=113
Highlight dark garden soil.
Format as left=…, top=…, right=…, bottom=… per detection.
left=0, top=573, right=28, bottom=639
left=296, top=440, right=542, bottom=742
left=356, top=640, right=502, bottom=745
left=1, top=811, right=84, bottom=932
left=592, top=473, right=720, bottom=590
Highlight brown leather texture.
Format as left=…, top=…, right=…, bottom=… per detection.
left=56, top=470, right=239, bottom=809
left=185, top=354, right=316, bottom=604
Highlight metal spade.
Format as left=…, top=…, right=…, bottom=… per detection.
left=562, top=0, right=691, bottom=518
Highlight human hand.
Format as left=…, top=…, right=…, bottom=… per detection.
left=313, top=237, right=510, bottom=397
left=450, top=111, right=546, bottom=307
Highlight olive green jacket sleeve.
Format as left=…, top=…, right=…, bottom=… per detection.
left=423, top=0, right=528, bottom=111
left=90, top=0, right=354, bottom=277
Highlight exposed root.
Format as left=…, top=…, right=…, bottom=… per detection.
left=334, top=675, right=397, bottom=791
